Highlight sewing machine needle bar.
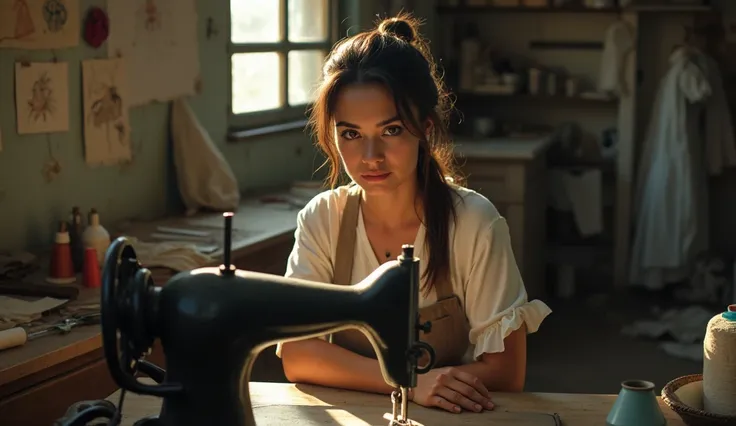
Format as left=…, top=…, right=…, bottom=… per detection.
left=400, top=386, right=409, bottom=421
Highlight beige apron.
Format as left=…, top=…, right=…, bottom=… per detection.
left=330, top=186, right=471, bottom=368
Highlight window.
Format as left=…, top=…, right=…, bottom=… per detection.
left=229, top=0, right=333, bottom=130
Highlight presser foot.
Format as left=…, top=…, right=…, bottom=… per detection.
left=388, top=420, right=415, bottom=426
left=388, top=388, right=415, bottom=426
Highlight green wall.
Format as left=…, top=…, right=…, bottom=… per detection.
left=0, top=0, right=326, bottom=251
left=0, top=0, right=434, bottom=252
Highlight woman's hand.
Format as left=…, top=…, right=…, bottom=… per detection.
left=409, top=367, right=495, bottom=413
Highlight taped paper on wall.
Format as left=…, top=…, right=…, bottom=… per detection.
left=15, top=61, right=70, bottom=134
left=81, top=58, right=132, bottom=166
left=0, top=0, right=80, bottom=49
left=106, top=0, right=200, bottom=106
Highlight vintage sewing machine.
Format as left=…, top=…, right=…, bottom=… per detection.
left=56, top=212, right=436, bottom=426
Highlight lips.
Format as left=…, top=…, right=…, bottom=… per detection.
left=361, top=172, right=391, bottom=181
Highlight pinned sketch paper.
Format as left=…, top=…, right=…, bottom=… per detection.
left=0, top=0, right=80, bottom=49
left=107, top=0, right=200, bottom=106
left=15, top=62, right=70, bottom=134
left=82, top=58, right=132, bottom=166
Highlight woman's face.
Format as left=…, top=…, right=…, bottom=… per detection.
left=333, top=82, right=425, bottom=195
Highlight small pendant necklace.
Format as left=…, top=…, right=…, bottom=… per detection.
left=385, top=251, right=391, bottom=260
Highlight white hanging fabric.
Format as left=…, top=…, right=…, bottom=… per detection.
left=171, top=98, right=240, bottom=216
left=629, top=47, right=736, bottom=290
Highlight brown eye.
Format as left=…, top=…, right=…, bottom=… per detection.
left=340, top=129, right=360, bottom=140
left=383, top=125, right=403, bottom=136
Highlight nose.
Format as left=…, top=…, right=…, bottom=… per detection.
left=361, top=137, right=385, bottom=164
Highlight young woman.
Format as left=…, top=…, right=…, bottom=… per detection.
left=276, top=13, right=552, bottom=414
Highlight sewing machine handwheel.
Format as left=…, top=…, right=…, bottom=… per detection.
left=53, top=400, right=117, bottom=426
left=413, top=341, right=436, bottom=374
left=101, top=237, right=183, bottom=397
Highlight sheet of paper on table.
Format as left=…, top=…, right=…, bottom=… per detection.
left=0, top=295, right=67, bottom=329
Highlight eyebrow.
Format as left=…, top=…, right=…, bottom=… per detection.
left=335, top=115, right=401, bottom=129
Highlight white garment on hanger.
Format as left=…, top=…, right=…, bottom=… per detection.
left=629, top=47, right=736, bottom=290
left=598, top=20, right=635, bottom=97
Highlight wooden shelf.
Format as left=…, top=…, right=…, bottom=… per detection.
left=437, top=4, right=713, bottom=14
left=548, top=158, right=616, bottom=172
left=438, top=5, right=617, bottom=13
left=455, top=92, right=618, bottom=106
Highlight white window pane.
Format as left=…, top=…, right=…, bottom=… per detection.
left=231, top=0, right=281, bottom=43
left=288, top=0, right=328, bottom=42
left=288, top=50, right=323, bottom=106
left=232, top=53, right=282, bottom=114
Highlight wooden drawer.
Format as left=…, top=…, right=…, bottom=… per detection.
left=462, top=161, right=527, bottom=204
left=0, top=341, right=166, bottom=426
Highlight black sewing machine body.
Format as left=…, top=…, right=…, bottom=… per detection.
left=57, top=213, right=435, bottom=426
left=141, top=263, right=422, bottom=426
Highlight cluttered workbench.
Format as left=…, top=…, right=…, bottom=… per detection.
left=0, top=188, right=309, bottom=426
left=105, top=379, right=686, bottom=425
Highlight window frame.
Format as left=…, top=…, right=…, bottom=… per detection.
left=227, top=0, right=337, bottom=133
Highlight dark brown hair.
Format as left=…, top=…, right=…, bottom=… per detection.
left=307, top=12, right=462, bottom=296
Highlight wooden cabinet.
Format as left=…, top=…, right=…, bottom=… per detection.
left=461, top=154, right=548, bottom=299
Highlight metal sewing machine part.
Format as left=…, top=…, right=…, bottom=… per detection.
left=57, top=212, right=436, bottom=426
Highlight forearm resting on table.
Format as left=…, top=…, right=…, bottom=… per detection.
left=454, top=325, right=528, bottom=392
left=281, top=338, right=394, bottom=395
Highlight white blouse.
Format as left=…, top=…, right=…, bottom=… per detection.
left=275, top=184, right=552, bottom=361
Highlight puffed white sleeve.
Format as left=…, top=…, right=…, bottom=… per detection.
left=465, top=217, right=552, bottom=360
left=283, top=205, right=333, bottom=283
left=275, top=203, right=334, bottom=358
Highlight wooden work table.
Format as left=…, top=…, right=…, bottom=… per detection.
left=106, top=381, right=686, bottom=426
left=0, top=194, right=302, bottom=426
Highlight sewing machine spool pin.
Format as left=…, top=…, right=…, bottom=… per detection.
left=74, top=212, right=435, bottom=426
left=220, top=212, right=235, bottom=276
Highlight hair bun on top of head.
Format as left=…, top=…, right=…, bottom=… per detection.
left=377, top=17, right=417, bottom=43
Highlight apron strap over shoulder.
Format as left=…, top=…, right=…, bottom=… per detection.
left=333, top=185, right=362, bottom=286
left=434, top=274, right=455, bottom=301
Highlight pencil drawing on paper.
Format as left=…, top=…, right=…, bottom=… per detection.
left=15, top=61, right=70, bottom=134
left=88, top=68, right=126, bottom=145
left=141, top=0, right=161, bottom=32
left=1, top=0, right=80, bottom=49
left=107, top=0, right=199, bottom=106
left=27, top=71, right=55, bottom=122
left=82, top=58, right=132, bottom=166
left=3, top=0, right=36, bottom=41
left=42, top=0, right=68, bottom=32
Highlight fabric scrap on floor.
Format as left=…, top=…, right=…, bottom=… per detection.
left=620, top=305, right=716, bottom=362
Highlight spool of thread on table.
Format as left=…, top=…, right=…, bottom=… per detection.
left=702, top=304, right=736, bottom=416
left=0, top=327, right=28, bottom=350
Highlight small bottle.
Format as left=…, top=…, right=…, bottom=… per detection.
left=82, top=208, right=111, bottom=265
left=47, top=221, right=76, bottom=285
left=67, top=207, right=85, bottom=273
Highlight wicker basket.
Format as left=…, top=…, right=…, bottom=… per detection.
left=660, top=374, right=736, bottom=426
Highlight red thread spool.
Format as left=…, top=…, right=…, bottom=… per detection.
left=47, top=222, right=76, bottom=285
left=83, top=247, right=101, bottom=288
